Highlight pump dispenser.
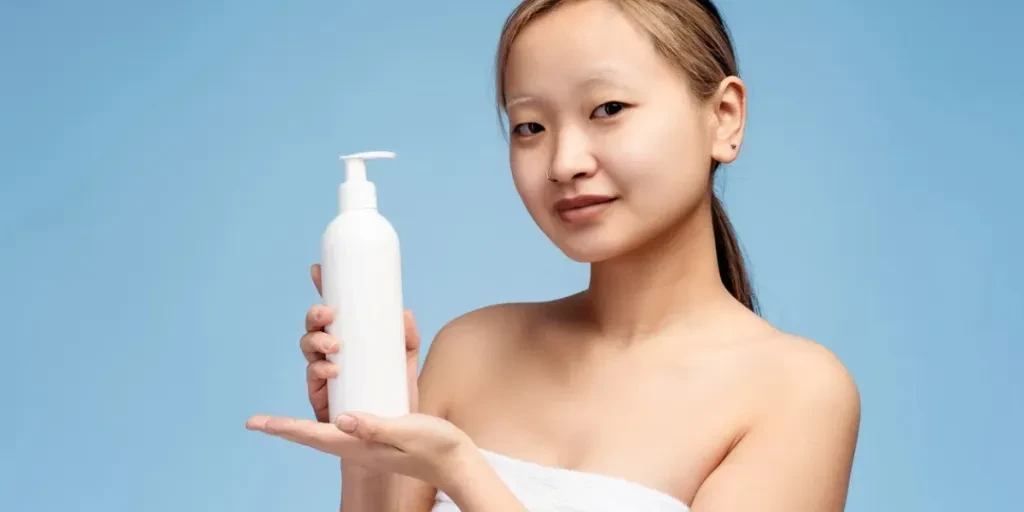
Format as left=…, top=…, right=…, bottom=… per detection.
left=321, top=150, right=409, bottom=422
left=339, top=151, right=393, bottom=210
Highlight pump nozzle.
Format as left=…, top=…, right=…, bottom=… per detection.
left=338, top=150, right=396, bottom=211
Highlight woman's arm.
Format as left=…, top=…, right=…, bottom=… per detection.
left=334, top=425, right=530, bottom=512
left=689, top=342, right=861, bottom=512
left=340, top=464, right=399, bottom=512
left=339, top=444, right=531, bottom=512
left=445, top=447, right=529, bottom=512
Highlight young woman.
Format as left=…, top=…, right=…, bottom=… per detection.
left=247, top=0, right=861, bottom=510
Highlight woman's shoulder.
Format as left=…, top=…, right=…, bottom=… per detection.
left=724, top=325, right=861, bottom=445
left=427, top=301, right=547, bottom=356
left=749, top=330, right=859, bottom=410
left=415, top=300, right=552, bottom=415
left=683, top=325, right=861, bottom=508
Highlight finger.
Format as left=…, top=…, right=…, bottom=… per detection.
left=311, top=263, right=323, bottom=297
left=248, top=414, right=402, bottom=468
left=309, top=387, right=330, bottom=423
left=307, top=359, right=338, bottom=383
left=335, top=412, right=413, bottom=447
left=403, top=310, right=421, bottom=352
left=306, top=360, right=337, bottom=420
left=247, top=414, right=347, bottom=453
left=300, top=331, right=340, bottom=363
left=305, top=305, right=334, bottom=333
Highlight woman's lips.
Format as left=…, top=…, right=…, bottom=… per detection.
left=554, top=194, right=617, bottom=223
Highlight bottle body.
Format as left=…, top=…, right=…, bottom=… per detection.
left=321, top=209, right=409, bottom=422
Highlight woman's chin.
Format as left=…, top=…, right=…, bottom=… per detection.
left=553, top=235, right=631, bottom=264
left=536, top=215, right=641, bottom=264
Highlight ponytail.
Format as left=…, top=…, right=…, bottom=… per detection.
left=710, top=193, right=758, bottom=313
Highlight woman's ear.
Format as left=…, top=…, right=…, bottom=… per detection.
left=709, top=76, right=746, bottom=165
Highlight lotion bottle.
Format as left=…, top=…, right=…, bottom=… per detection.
left=321, top=150, right=409, bottom=422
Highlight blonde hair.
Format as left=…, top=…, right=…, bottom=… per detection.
left=494, top=0, right=757, bottom=312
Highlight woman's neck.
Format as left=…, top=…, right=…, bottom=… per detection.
left=582, top=206, right=736, bottom=342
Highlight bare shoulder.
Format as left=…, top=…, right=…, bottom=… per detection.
left=424, top=301, right=540, bottom=367
left=435, top=302, right=538, bottom=344
left=752, top=331, right=861, bottom=420
left=416, top=302, right=543, bottom=416
left=690, top=329, right=861, bottom=510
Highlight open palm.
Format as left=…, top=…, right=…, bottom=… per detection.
left=246, top=410, right=472, bottom=490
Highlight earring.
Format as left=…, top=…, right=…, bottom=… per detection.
left=730, top=143, right=737, bottom=149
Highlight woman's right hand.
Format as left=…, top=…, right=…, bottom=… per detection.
left=302, top=263, right=422, bottom=423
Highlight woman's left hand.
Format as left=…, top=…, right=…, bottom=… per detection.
left=246, top=411, right=476, bottom=491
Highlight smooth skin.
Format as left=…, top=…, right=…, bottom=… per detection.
left=247, top=1, right=861, bottom=511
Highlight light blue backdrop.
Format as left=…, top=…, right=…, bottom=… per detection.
left=2, top=1, right=1020, bottom=510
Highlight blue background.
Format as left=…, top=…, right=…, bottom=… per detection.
left=2, top=0, right=1020, bottom=510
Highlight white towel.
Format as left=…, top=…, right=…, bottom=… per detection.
left=432, top=449, right=690, bottom=512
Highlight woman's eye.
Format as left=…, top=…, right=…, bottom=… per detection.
left=592, top=101, right=626, bottom=118
left=512, top=122, right=545, bottom=137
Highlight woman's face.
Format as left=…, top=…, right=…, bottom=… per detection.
left=502, top=0, right=742, bottom=262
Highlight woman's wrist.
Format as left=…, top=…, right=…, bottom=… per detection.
left=340, top=462, right=398, bottom=512
left=342, top=461, right=386, bottom=481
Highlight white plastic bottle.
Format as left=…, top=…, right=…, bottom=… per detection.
left=321, top=150, right=410, bottom=423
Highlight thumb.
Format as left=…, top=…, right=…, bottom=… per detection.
left=336, top=412, right=409, bottom=446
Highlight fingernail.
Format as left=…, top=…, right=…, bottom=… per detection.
left=336, top=414, right=357, bottom=433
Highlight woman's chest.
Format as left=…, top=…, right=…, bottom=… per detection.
left=450, top=360, right=748, bottom=504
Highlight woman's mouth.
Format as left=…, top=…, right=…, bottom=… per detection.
left=554, top=194, right=617, bottom=223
